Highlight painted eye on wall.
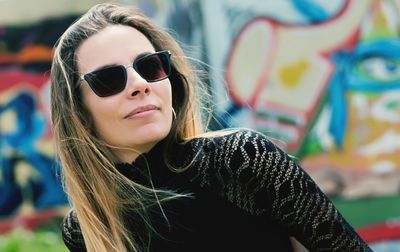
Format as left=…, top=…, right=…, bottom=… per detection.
left=356, top=56, right=400, bottom=82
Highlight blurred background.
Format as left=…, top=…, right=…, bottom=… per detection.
left=1, top=0, right=399, bottom=251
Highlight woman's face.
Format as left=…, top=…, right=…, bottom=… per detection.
left=77, top=25, right=173, bottom=163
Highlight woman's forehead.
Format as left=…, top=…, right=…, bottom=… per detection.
left=76, top=25, right=155, bottom=73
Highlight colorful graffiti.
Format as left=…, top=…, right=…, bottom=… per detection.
left=218, top=0, right=400, bottom=200
left=0, top=16, right=77, bottom=232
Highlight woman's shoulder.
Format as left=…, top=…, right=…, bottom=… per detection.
left=184, top=128, right=287, bottom=215
left=197, top=127, right=271, bottom=139
left=183, top=128, right=284, bottom=175
left=189, top=128, right=277, bottom=152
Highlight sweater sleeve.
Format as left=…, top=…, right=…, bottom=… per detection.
left=198, top=129, right=372, bottom=252
left=62, top=210, right=87, bottom=252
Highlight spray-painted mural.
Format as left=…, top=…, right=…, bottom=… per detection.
left=1, top=0, right=400, bottom=250
left=0, top=16, right=78, bottom=233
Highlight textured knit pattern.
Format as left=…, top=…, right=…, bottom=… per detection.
left=62, top=129, right=372, bottom=252
left=63, top=210, right=86, bottom=252
left=188, top=130, right=370, bottom=251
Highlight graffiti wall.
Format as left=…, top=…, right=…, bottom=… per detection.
left=0, top=14, right=82, bottom=233
left=1, top=0, right=399, bottom=250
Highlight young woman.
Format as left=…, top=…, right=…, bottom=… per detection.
left=51, top=3, right=372, bottom=252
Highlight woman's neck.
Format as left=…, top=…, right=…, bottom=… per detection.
left=116, top=142, right=159, bottom=164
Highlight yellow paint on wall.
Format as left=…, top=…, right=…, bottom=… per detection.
left=279, top=60, right=309, bottom=88
left=371, top=5, right=392, bottom=38
left=15, top=161, right=41, bottom=187
left=0, top=109, right=16, bottom=134
left=35, top=140, right=57, bottom=157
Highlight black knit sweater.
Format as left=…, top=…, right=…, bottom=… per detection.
left=62, top=129, right=372, bottom=251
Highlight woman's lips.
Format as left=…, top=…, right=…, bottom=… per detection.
left=124, top=104, right=159, bottom=119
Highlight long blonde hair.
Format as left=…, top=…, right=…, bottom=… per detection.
left=51, top=3, right=206, bottom=252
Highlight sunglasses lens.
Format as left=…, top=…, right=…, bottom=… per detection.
left=82, top=51, right=171, bottom=97
left=84, top=66, right=126, bottom=97
left=136, top=52, right=171, bottom=82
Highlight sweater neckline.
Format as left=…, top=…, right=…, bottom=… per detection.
left=114, top=137, right=197, bottom=186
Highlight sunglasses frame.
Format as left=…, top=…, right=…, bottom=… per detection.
left=80, top=50, right=172, bottom=97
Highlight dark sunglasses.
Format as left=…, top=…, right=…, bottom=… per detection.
left=80, top=50, right=172, bottom=97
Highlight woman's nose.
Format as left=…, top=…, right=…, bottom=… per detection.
left=125, top=67, right=151, bottom=97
